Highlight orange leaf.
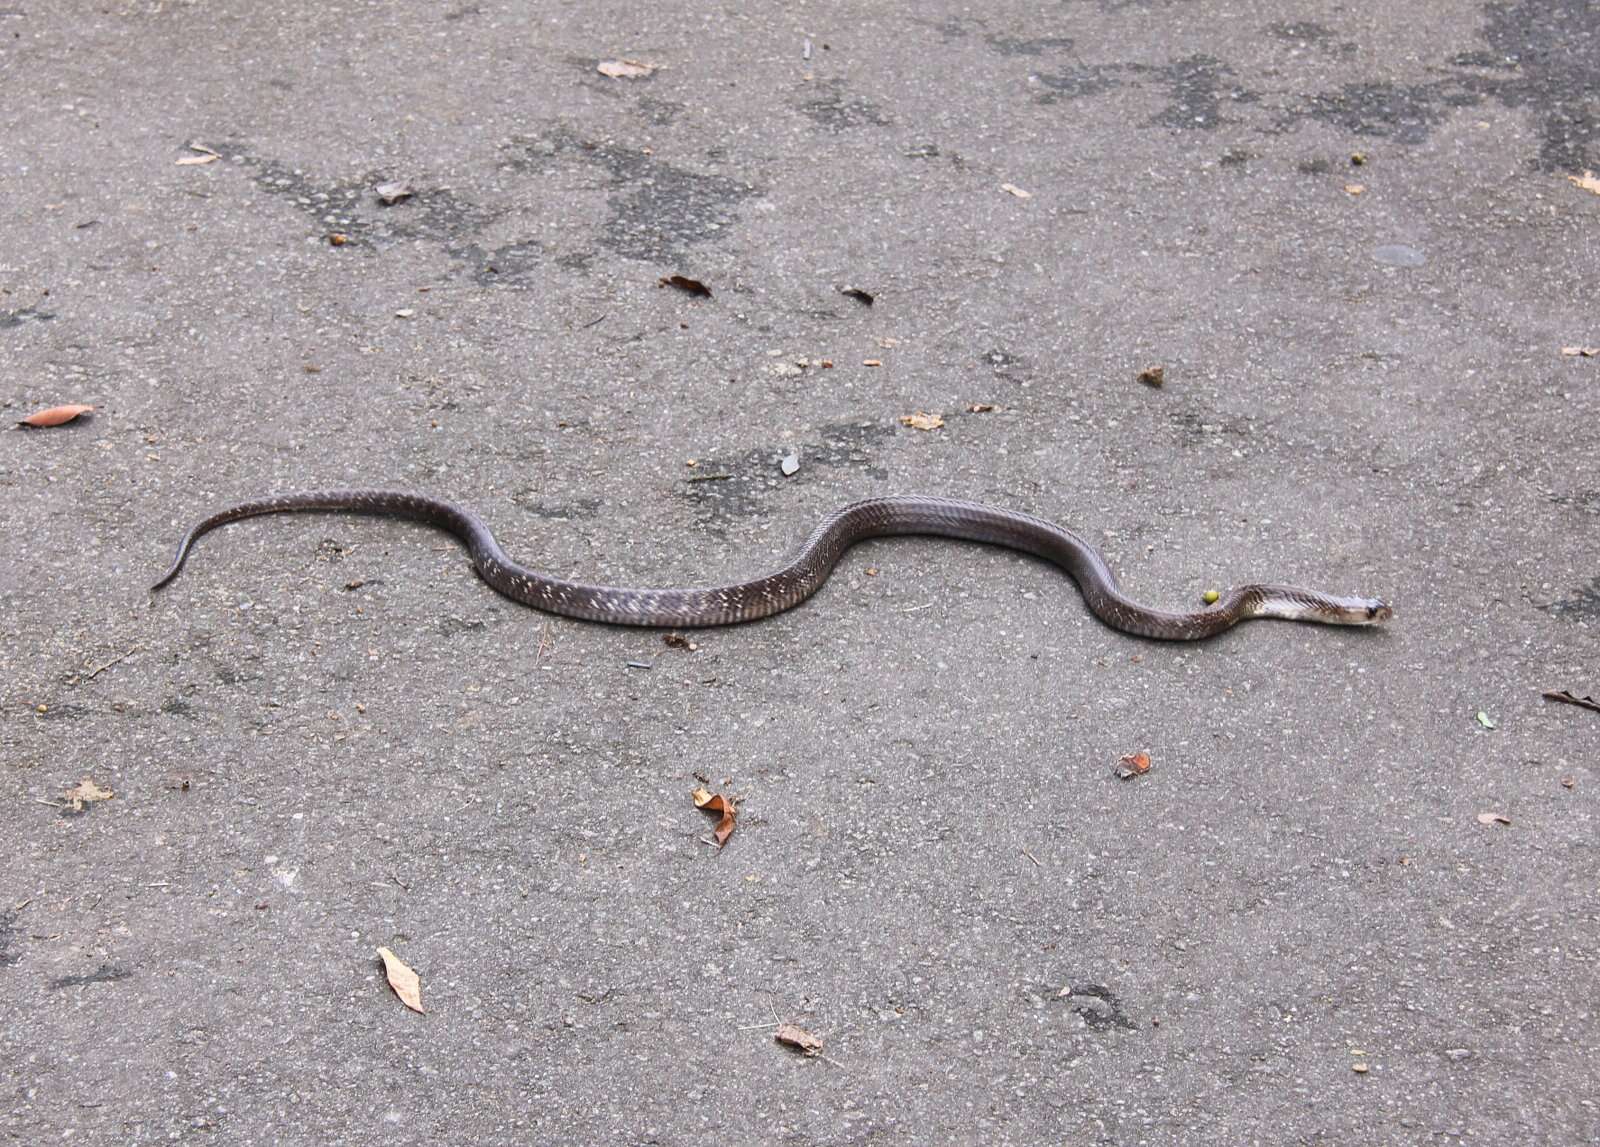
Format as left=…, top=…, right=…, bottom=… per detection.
left=899, top=411, right=944, bottom=431
left=775, top=1023, right=824, bottom=1056
left=19, top=403, right=93, bottom=428
left=376, top=947, right=425, bottom=1013
left=659, top=274, right=711, bottom=298
left=1114, top=751, right=1151, bottom=780
left=692, top=787, right=737, bottom=846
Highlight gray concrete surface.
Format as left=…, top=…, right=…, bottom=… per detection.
left=3, top=1, right=1597, bottom=1143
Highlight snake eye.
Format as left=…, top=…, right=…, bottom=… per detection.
left=1366, top=604, right=1379, bottom=619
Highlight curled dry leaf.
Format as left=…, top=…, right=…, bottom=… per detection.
left=839, top=286, right=875, bottom=305
left=1344, top=183, right=1366, bottom=195
left=899, top=411, right=944, bottom=431
left=692, top=787, right=737, bottom=846
left=19, top=403, right=94, bottom=428
left=375, top=181, right=414, bottom=205
left=328, top=233, right=350, bottom=247
left=1113, top=752, right=1151, bottom=780
left=1542, top=689, right=1600, bottom=714
left=999, top=182, right=1032, bottom=199
left=662, top=632, right=698, bottom=651
left=64, top=776, right=114, bottom=811
left=1559, top=346, right=1599, bottom=357
left=659, top=274, right=711, bottom=298
left=1476, top=812, right=1512, bottom=827
left=598, top=58, right=656, bottom=79
left=1138, top=365, right=1165, bottom=388
left=376, top=946, right=425, bottom=1013
left=775, top=1023, right=824, bottom=1057
left=967, top=403, right=996, bottom=413
left=176, top=153, right=219, bottom=166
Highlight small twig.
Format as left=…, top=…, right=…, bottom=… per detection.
left=578, top=312, right=608, bottom=330
left=685, top=473, right=734, bottom=483
left=84, top=645, right=141, bottom=681
left=34, top=798, right=66, bottom=809
left=535, top=620, right=554, bottom=666
left=737, top=1021, right=782, bottom=1031
left=1543, top=689, right=1600, bottom=715
left=897, top=601, right=935, bottom=613
left=1022, top=848, right=1042, bottom=868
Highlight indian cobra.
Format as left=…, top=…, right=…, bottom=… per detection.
left=151, top=490, right=1392, bottom=640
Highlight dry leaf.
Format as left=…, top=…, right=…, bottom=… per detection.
left=899, top=411, right=944, bottom=431
left=1567, top=170, right=1600, bottom=196
left=839, top=286, right=875, bottom=305
left=598, top=58, right=656, bottom=78
left=19, top=403, right=94, bottom=428
left=64, top=776, right=114, bottom=811
left=862, top=358, right=883, bottom=367
left=692, top=787, right=737, bottom=846
left=1344, top=183, right=1366, bottom=195
left=775, top=1023, right=824, bottom=1056
left=376, top=946, right=425, bottom=1013
left=1138, top=365, right=1165, bottom=388
left=1114, top=752, right=1151, bottom=780
left=999, top=182, right=1032, bottom=199
left=186, top=142, right=220, bottom=157
left=1559, top=346, right=1599, bottom=357
left=967, top=403, right=996, bottom=413
left=1476, top=812, right=1511, bottom=827
left=176, top=153, right=218, bottom=166
left=328, top=233, right=350, bottom=246
left=1543, top=689, right=1600, bottom=714
left=662, top=632, right=698, bottom=651
left=659, top=274, right=711, bottom=298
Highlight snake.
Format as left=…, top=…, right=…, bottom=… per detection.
left=150, top=490, right=1392, bottom=640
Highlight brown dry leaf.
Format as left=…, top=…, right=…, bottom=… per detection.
left=64, top=776, right=114, bottom=811
left=899, top=411, right=944, bottom=431
left=999, top=182, right=1032, bottom=199
left=328, top=233, right=350, bottom=247
left=840, top=286, right=875, bottom=305
left=1476, top=812, right=1512, bottom=827
left=1559, top=346, right=1599, bottom=357
left=1567, top=170, right=1600, bottom=196
left=1137, top=365, right=1165, bottom=388
left=1543, top=689, right=1600, bottom=714
left=659, top=274, right=711, bottom=298
left=775, top=1023, right=824, bottom=1057
left=376, top=946, right=425, bottom=1013
left=19, top=403, right=94, bottom=428
left=662, top=632, right=698, bottom=652
left=1114, top=752, right=1151, bottom=780
left=692, top=787, right=737, bottom=846
left=967, top=403, right=997, bottom=413
left=176, top=149, right=219, bottom=166
left=598, top=58, right=656, bottom=79
left=862, top=358, right=883, bottom=367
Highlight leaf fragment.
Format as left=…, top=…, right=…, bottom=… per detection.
left=19, top=403, right=94, bottom=428
left=899, top=411, right=944, bottom=431
left=999, top=182, right=1032, bottom=199
left=692, top=787, right=737, bottom=846
left=662, top=632, right=698, bottom=651
left=1344, top=183, right=1366, bottom=195
left=1475, top=711, right=1497, bottom=730
left=598, top=58, right=656, bottom=79
left=1476, top=812, right=1511, bottom=827
left=375, top=181, right=414, bottom=205
left=376, top=947, right=425, bottom=1013
left=966, top=403, right=996, bottom=413
left=1567, top=170, right=1600, bottom=196
left=1138, top=365, right=1165, bottom=388
left=1559, top=346, right=1599, bottom=357
left=659, top=274, right=711, bottom=298
left=64, top=776, right=114, bottom=811
left=175, top=153, right=218, bottom=166
left=839, top=286, right=874, bottom=305
left=775, top=1023, right=824, bottom=1056
left=1113, top=752, right=1151, bottom=780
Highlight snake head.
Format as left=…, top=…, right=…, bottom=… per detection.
left=1334, top=596, right=1393, bottom=625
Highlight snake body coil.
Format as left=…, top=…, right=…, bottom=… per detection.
left=151, top=490, right=1391, bottom=640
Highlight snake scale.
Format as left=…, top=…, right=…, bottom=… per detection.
left=151, top=490, right=1392, bottom=640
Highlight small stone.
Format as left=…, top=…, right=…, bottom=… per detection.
left=375, top=181, right=414, bottom=205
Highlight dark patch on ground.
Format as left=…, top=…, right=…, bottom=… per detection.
left=986, top=34, right=1074, bottom=57
left=1478, top=0, right=1600, bottom=171
left=1268, top=20, right=1334, bottom=42
left=676, top=420, right=894, bottom=529
left=1150, top=55, right=1253, bottom=131
left=1549, top=490, right=1600, bottom=516
left=0, top=306, right=55, bottom=328
left=1297, top=157, right=1334, bottom=174
left=980, top=346, right=1028, bottom=375
left=505, top=132, right=756, bottom=262
left=798, top=79, right=892, bottom=131
left=0, top=910, right=19, bottom=968
left=47, top=964, right=132, bottom=990
left=161, top=696, right=199, bottom=720
left=1048, top=983, right=1139, bottom=1031
left=34, top=703, right=88, bottom=721
left=1305, top=79, right=1486, bottom=145
left=511, top=494, right=603, bottom=521
left=1035, top=62, right=1127, bottom=105
left=1540, top=576, right=1600, bottom=622
left=438, top=615, right=489, bottom=636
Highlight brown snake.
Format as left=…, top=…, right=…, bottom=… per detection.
left=151, top=490, right=1392, bottom=640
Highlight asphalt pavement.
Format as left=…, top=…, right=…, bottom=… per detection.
left=3, top=2, right=1597, bottom=1144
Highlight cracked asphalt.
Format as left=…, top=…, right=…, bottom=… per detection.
left=2, top=2, right=1597, bottom=1144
